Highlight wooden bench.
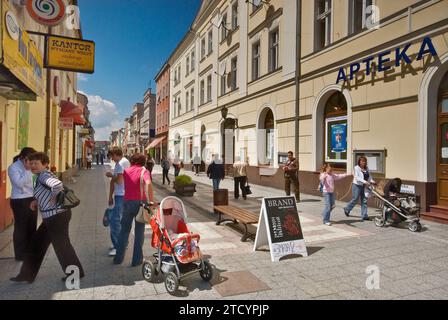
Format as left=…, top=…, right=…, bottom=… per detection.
left=213, top=205, right=259, bottom=242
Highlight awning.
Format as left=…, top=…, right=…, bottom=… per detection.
left=146, top=136, right=166, bottom=150
left=60, top=100, right=86, bottom=125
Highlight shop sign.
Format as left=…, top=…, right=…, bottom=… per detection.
left=400, top=184, right=416, bottom=195
left=254, top=196, right=308, bottom=262
left=79, top=128, right=90, bottom=135
left=26, top=0, right=66, bottom=26
left=59, top=117, right=73, bottom=130
left=2, top=1, right=44, bottom=96
left=45, top=35, right=95, bottom=73
left=336, top=37, right=438, bottom=84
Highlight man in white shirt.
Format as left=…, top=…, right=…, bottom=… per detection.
left=105, top=147, right=130, bottom=256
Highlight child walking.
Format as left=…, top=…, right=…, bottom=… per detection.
left=320, top=163, right=349, bottom=226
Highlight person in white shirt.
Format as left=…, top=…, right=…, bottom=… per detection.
left=105, top=147, right=130, bottom=256
left=344, top=156, right=376, bottom=221
left=7, top=147, right=37, bottom=261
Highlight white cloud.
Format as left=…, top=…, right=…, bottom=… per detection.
left=77, top=74, right=89, bottom=82
left=79, top=92, right=123, bottom=140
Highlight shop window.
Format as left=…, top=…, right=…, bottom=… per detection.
left=258, top=108, right=275, bottom=166
left=324, top=92, right=348, bottom=169
left=265, top=110, right=275, bottom=165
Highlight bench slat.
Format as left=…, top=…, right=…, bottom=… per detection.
left=214, top=205, right=258, bottom=224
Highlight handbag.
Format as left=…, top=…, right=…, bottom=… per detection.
left=135, top=167, right=152, bottom=224
left=243, top=180, right=252, bottom=195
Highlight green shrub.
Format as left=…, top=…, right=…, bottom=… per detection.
left=175, top=175, right=193, bottom=185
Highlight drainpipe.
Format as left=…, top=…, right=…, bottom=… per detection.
left=295, top=1, right=302, bottom=159
left=44, top=26, right=52, bottom=155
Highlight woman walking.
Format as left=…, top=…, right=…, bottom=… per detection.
left=344, top=156, right=376, bottom=221
left=113, top=153, right=155, bottom=267
left=7, top=147, right=37, bottom=261
left=161, top=156, right=171, bottom=185
left=320, top=163, right=349, bottom=226
left=11, top=152, right=84, bottom=283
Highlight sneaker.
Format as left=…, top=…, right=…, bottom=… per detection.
left=10, top=276, right=33, bottom=284
left=344, top=208, right=350, bottom=217
left=331, top=205, right=336, bottom=210
left=108, top=248, right=116, bottom=256
left=109, top=245, right=114, bottom=250
left=324, top=222, right=332, bottom=226
left=362, top=216, right=370, bottom=221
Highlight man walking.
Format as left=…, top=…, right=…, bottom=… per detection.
left=193, top=153, right=201, bottom=176
left=207, top=154, right=225, bottom=191
left=233, top=157, right=248, bottom=200
left=161, top=156, right=171, bottom=185
left=283, top=151, right=300, bottom=202
left=106, top=147, right=130, bottom=256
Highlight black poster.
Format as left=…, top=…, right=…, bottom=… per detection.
left=263, top=197, right=304, bottom=244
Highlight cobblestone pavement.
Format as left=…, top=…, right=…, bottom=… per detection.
left=1, top=164, right=448, bottom=300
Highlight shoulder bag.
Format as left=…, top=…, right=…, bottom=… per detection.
left=135, top=167, right=153, bottom=224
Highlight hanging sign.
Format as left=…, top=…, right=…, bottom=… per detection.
left=254, top=196, right=308, bottom=262
left=26, top=0, right=66, bottom=26
left=59, top=117, right=73, bottom=130
left=45, top=35, right=95, bottom=73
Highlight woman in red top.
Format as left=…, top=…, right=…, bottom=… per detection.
left=113, top=153, right=155, bottom=266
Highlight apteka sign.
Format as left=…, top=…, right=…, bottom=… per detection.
left=336, top=36, right=438, bottom=84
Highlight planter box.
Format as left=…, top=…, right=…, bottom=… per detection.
left=174, top=182, right=197, bottom=197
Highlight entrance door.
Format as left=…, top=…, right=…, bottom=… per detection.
left=0, top=121, right=4, bottom=230
left=437, top=91, right=448, bottom=206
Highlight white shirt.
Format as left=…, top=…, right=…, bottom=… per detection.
left=114, top=157, right=130, bottom=196
left=8, top=160, right=34, bottom=199
left=352, top=165, right=375, bottom=186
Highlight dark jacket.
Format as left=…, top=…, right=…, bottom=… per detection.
left=207, top=161, right=225, bottom=180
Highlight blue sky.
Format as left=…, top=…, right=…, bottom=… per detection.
left=77, top=0, right=201, bottom=139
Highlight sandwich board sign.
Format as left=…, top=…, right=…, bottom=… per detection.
left=254, top=196, right=308, bottom=262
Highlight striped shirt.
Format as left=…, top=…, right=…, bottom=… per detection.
left=34, top=170, right=65, bottom=219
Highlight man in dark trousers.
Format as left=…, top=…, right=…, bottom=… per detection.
left=283, top=151, right=300, bottom=202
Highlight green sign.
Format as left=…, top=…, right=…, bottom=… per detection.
left=18, top=101, right=30, bottom=149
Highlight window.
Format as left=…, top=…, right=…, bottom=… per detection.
left=315, top=0, right=332, bottom=50
left=186, top=91, right=189, bottom=111
left=173, top=98, right=177, bottom=117
left=324, top=92, right=348, bottom=168
left=231, top=57, right=237, bottom=90
left=200, top=80, right=205, bottom=105
left=208, top=29, right=213, bottom=54
left=190, top=88, right=194, bottom=109
left=264, top=110, right=275, bottom=166
left=201, top=37, right=206, bottom=59
left=191, top=50, right=195, bottom=72
left=252, top=1, right=260, bottom=13
left=221, top=13, right=228, bottom=41
left=186, top=56, right=190, bottom=76
left=177, top=96, right=182, bottom=115
left=221, top=73, right=226, bottom=96
left=232, top=2, right=238, bottom=29
left=207, top=75, right=212, bottom=102
left=349, top=0, right=373, bottom=35
left=269, top=29, right=279, bottom=72
left=252, top=41, right=261, bottom=81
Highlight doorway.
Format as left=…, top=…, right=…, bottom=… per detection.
left=437, top=72, right=448, bottom=206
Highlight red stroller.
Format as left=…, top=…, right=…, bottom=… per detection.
left=142, top=196, right=213, bottom=294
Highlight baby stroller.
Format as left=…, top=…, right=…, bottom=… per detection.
left=142, top=196, right=213, bottom=294
left=369, top=185, right=422, bottom=232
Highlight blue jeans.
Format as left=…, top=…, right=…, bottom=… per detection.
left=212, top=179, right=221, bottom=191
left=110, top=195, right=124, bottom=249
left=345, top=184, right=369, bottom=218
left=113, top=200, right=146, bottom=266
left=323, top=192, right=335, bottom=223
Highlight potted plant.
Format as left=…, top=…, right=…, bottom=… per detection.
left=173, top=175, right=196, bottom=197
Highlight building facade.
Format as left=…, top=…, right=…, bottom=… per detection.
left=298, top=0, right=448, bottom=218
left=154, top=63, right=171, bottom=163
left=0, top=0, right=84, bottom=231
left=168, top=0, right=298, bottom=180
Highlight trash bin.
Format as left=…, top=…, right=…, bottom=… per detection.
left=213, top=189, right=228, bottom=207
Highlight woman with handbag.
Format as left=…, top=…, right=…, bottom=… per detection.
left=113, top=153, right=155, bottom=267
left=233, top=157, right=249, bottom=200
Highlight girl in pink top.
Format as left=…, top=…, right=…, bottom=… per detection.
left=320, top=163, right=349, bottom=226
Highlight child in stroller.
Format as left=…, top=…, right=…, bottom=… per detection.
left=142, top=196, right=213, bottom=294
left=370, top=178, right=422, bottom=232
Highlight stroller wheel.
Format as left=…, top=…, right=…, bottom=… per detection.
left=165, top=272, right=179, bottom=294
left=142, top=260, right=155, bottom=282
left=408, top=221, right=422, bottom=233
left=199, top=260, right=213, bottom=282
left=374, top=216, right=386, bottom=227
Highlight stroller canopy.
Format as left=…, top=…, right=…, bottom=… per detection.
left=157, top=196, right=188, bottom=230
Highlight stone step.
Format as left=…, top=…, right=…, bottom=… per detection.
left=421, top=211, right=448, bottom=224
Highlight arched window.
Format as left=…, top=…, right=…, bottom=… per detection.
left=324, top=92, right=348, bottom=169
left=264, top=110, right=275, bottom=165
left=258, top=108, right=275, bottom=166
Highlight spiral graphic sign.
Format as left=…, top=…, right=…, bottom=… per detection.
left=26, top=0, right=66, bottom=26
